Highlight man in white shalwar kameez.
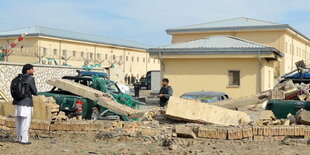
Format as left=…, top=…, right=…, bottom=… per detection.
left=12, top=64, right=37, bottom=145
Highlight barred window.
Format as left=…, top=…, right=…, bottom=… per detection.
left=228, top=70, right=240, bottom=86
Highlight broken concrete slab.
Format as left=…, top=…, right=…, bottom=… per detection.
left=166, top=97, right=250, bottom=126
left=259, top=110, right=276, bottom=120
left=297, top=109, right=310, bottom=125
left=210, top=94, right=268, bottom=109
left=175, top=125, right=196, bottom=139
left=47, top=79, right=141, bottom=117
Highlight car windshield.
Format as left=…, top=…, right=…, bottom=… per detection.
left=181, top=95, right=219, bottom=103
left=106, top=83, right=121, bottom=94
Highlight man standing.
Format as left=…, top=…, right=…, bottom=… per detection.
left=158, top=78, right=173, bottom=107
left=133, top=81, right=141, bottom=97
left=12, top=64, right=37, bottom=144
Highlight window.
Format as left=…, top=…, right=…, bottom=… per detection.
left=42, top=48, right=47, bottom=55
left=137, top=57, right=139, bottom=62
left=228, top=70, right=240, bottom=86
left=148, top=58, right=150, bottom=63
left=97, top=53, right=101, bottom=58
left=143, top=58, right=145, bottom=63
left=89, top=53, right=93, bottom=58
left=120, top=56, right=123, bottom=61
left=62, top=50, right=67, bottom=56
left=73, top=51, right=76, bottom=57
left=132, top=56, right=134, bottom=62
left=53, top=49, right=57, bottom=55
left=126, top=56, right=128, bottom=61
left=153, top=59, right=155, bottom=63
left=113, top=55, right=115, bottom=60
left=81, top=51, right=84, bottom=57
left=105, top=54, right=108, bottom=59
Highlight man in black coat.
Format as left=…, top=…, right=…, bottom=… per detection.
left=12, top=64, right=37, bottom=144
left=158, top=78, right=173, bottom=107
left=134, top=81, right=141, bottom=97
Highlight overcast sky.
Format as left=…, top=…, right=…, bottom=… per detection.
left=0, top=0, right=309, bottom=47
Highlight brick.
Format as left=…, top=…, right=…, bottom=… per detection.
left=270, top=126, right=279, bottom=136
left=294, top=125, right=305, bottom=136
left=274, top=136, right=285, bottom=141
left=30, top=120, right=50, bottom=130
left=278, top=126, right=286, bottom=136
left=140, top=128, right=161, bottom=137
left=217, top=128, right=228, bottom=140
left=253, top=135, right=264, bottom=141
left=264, top=136, right=274, bottom=141
left=228, top=128, right=242, bottom=140
left=242, top=127, right=253, bottom=138
left=263, top=126, right=270, bottom=136
left=304, top=128, right=310, bottom=138
left=198, top=127, right=217, bottom=139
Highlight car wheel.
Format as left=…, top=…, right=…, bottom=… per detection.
left=91, top=107, right=100, bottom=120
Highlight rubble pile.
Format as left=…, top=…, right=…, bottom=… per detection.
left=272, top=80, right=310, bottom=101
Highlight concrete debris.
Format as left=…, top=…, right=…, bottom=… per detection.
left=166, top=97, right=251, bottom=126
left=175, top=125, right=196, bottom=139
left=259, top=110, right=276, bottom=120
left=296, top=109, right=310, bottom=125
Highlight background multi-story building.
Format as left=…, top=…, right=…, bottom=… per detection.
left=0, top=26, right=160, bottom=79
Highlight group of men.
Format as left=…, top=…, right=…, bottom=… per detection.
left=10, top=64, right=173, bottom=145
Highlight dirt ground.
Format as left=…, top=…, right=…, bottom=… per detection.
left=1, top=88, right=310, bottom=155
left=1, top=129, right=310, bottom=155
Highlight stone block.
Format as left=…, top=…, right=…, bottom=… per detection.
left=175, top=125, right=196, bottom=139
left=263, top=126, right=270, bottom=136
left=0, top=115, right=6, bottom=125
left=242, top=127, right=253, bottom=138
left=140, top=127, right=161, bottom=137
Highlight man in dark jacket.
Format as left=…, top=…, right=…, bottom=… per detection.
left=133, top=81, right=141, bottom=97
left=158, top=78, right=173, bottom=107
left=13, top=64, right=37, bottom=144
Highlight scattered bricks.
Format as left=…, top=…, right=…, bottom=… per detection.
left=0, top=115, right=6, bottom=126
left=140, top=127, right=161, bottom=137
left=30, top=120, right=50, bottom=130
left=283, top=120, right=290, bottom=126
left=253, top=135, right=264, bottom=141
left=5, top=118, right=15, bottom=128
left=175, top=125, right=196, bottom=139
left=274, top=136, right=286, bottom=141
left=304, top=128, right=310, bottom=138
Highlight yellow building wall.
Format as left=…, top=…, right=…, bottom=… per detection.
left=0, top=36, right=160, bottom=79
left=163, top=58, right=264, bottom=98
left=171, top=30, right=310, bottom=76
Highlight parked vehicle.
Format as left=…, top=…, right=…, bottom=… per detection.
left=140, top=70, right=160, bottom=90
left=38, top=71, right=141, bottom=121
left=180, top=91, right=229, bottom=103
